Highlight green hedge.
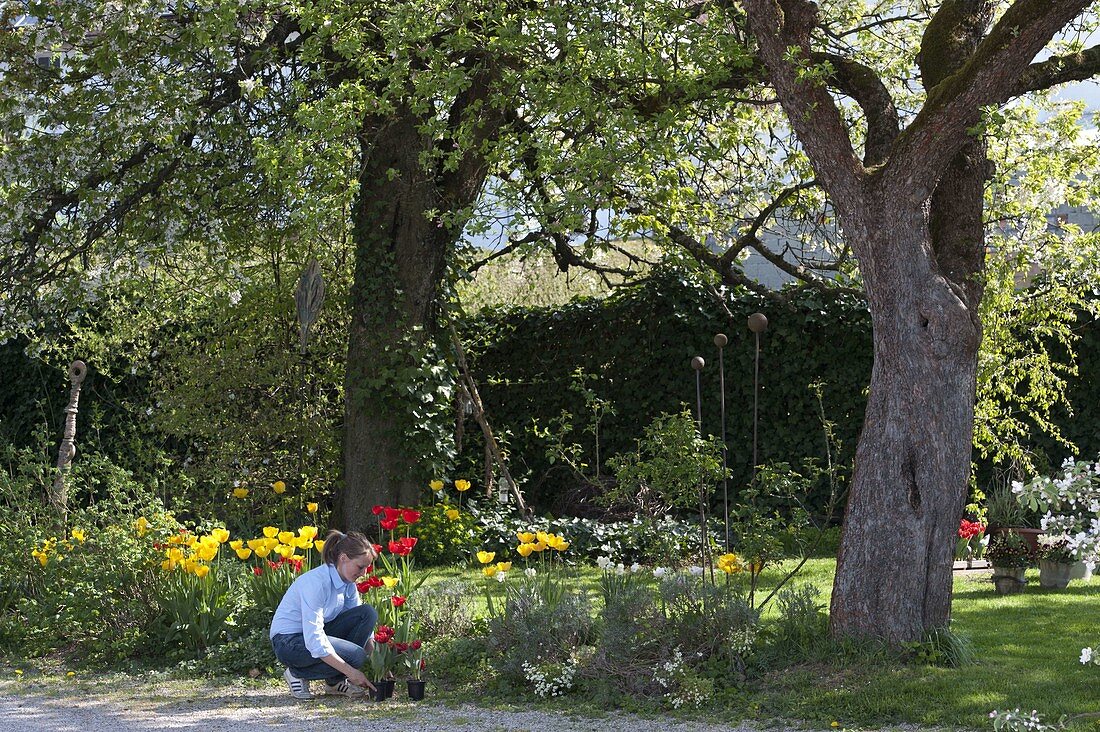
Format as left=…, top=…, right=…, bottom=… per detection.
left=457, top=267, right=875, bottom=514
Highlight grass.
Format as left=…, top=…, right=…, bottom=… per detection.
left=422, top=559, right=1099, bottom=730
left=2, top=559, right=1097, bottom=731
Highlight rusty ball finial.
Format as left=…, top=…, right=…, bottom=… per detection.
left=747, top=312, right=768, bottom=334
left=713, top=333, right=728, bottom=347
left=691, top=356, right=705, bottom=371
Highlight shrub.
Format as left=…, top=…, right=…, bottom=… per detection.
left=415, top=578, right=476, bottom=640
left=410, top=503, right=483, bottom=566
left=486, top=584, right=594, bottom=685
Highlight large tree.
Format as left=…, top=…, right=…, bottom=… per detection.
left=731, top=0, right=1100, bottom=642
left=477, top=0, right=1100, bottom=643
left=0, top=1, right=605, bottom=527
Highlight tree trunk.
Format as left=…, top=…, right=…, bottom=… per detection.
left=829, top=196, right=982, bottom=643
left=336, top=116, right=453, bottom=531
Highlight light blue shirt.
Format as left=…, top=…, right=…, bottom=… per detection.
left=269, top=563, right=360, bottom=658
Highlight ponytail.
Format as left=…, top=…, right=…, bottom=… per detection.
left=321, top=529, right=375, bottom=566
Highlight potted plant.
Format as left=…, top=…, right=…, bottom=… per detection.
left=1038, top=536, right=1076, bottom=589
left=985, top=480, right=1042, bottom=552
left=986, top=531, right=1033, bottom=594
left=368, top=624, right=396, bottom=700
left=956, top=518, right=987, bottom=568
left=403, top=638, right=426, bottom=700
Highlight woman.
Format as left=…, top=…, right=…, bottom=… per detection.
left=269, top=529, right=379, bottom=699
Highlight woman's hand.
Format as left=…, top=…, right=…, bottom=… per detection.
left=346, top=667, right=374, bottom=691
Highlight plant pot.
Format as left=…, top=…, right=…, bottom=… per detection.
left=1039, top=559, right=1073, bottom=589
left=1069, top=561, right=1093, bottom=581
left=991, top=566, right=1027, bottom=595
left=370, top=679, right=395, bottom=701
left=988, top=527, right=1043, bottom=554
left=406, top=679, right=426, bottom=701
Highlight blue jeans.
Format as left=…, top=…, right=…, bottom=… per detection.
left=271, top=604, right=377, bottom=683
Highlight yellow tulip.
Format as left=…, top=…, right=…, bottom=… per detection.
left=273, top=480, right=286, bottom=494
left=496, top=561, right=512, bottom=572
left=254, top=544, right=273, bottom=558
left=536, top=531, right=551, bottom=545
left=193, top=564, right=211, bottom=578
left=168, top=534, right=184, bottom=545
left=263, top=526, right=279, bottom=539
left=516, top=532, right=536, bottom=544
left=476, top=551, right=495, bottom=564
left=455, top=479, right=471, bottom=492
left=516, top=543, right=534, bottom=557
left=532, top=541, right=547, bottom=552
left=167, top=548, right=184, bottom=562
left=184, top=535, right=197, bottom=548
left=278, top=531, right=295, bottom=545
left=160, top=558, right=176, bottom=572
left=134, top=517, right=150, bottom=536
left=232, top=487, right=249, bottom=499
left=306, top=502, right=318, bottom=514
left=314, top=539, right=325, bottom=553
left=381, top=576, right=399, bottom=588
left=445, top=509, right=460, bottom=521
left=275, top=544, right=295, bottom=559
left=246, top=539, right=265, bottom=552
left=298, top=526, right=319, bottom=542
left=71, top=528, right=86, bottom=543
left=211, top=528, right=230, bottom=544
left=482, top=565, right=498, bottom=577
left=229, top=539, right=244, bottom=550
left=429, top=479, right=444, bottom=491
left=196, top=543, right=218, bottom=562
left=32, top=550, right=48, bottom=567
left=552, top=541, right=570, bottom=552
left=234, top=548, right=253, bottom=560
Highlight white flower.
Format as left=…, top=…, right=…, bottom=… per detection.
left=228, top=290, right=242, bottom=305
left=495, top=572, right=506, bottom=583
left=689, top=565, right=705, bottom=576
left=653, top=566, right=667, bottom=578
left=630, top=562, right=642, bottom=573
left=1082, top=647, right=1094, bottom=664
left=596, top=556, right=612, bottom=570
left=525, top=568, right=536, bottom=578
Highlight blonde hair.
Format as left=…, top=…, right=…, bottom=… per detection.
left=321, top=530, right=376, bottom=566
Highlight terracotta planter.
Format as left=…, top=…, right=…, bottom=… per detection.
left=988, top=527, right=1043, bottom=553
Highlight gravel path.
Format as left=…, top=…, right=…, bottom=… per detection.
left=0, top=679, right=787, bottom=731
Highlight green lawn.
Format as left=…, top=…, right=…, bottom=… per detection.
left=426, top=559, right=1099, bottom=730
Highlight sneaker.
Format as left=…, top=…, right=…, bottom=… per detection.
left=283, top=667, right=313, bottom=700
left=324, top=678, right=366, bottom=697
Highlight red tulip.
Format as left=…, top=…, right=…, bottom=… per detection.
left=252, top=566, right=263, bottom=576
left=402, top=509, right=421, bottom=525
left=411, top=640, right=422, bottom=650
left=356, top=580, right=371, bottom=594
left=372, top=543, right=383, bottom=555
left=383, top=507, right=402, bottom=522
left=391, top=595, right=407, bottom=607
left=372, top=505, right=386, bottom=515
left=380, top=518, right=398, bottom=531
left=394, top=642, right=409, bottom=653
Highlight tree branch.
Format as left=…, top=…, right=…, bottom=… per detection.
left=885, top=0, right=1092, bottom=200
left=739, top=0, right=867, bottom=211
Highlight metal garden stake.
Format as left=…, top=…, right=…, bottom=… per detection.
left=747, top=312, right=768, bottom=481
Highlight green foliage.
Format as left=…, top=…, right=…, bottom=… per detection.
left=460, top=267, right=874, bottom=515
left=900, top=626, right=975, bottom=668
left=410, top=503, right=483, bottom=567
left=486, top=584, right=595, bottom=684
left=759, top=584, right=830, bottom=664
left=986, top=532, right=1036, bottom=569
left=606, top=409, right=727, bottom=516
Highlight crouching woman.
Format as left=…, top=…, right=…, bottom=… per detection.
left=270, top=530, right=379, bottom=699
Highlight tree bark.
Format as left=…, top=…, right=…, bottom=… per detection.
left=828, top=194, right=981, bottom=643
left=337, top=114, right=454, bottom=531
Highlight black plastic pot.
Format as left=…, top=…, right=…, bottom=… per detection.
left=407, top=679, right=426, bottom=701
left=370, top=679, right=395, bottom=701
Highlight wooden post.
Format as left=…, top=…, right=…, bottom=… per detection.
left=51, top=360, right=87, bottom=519
left=449, top=327, right=528, bottom=514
